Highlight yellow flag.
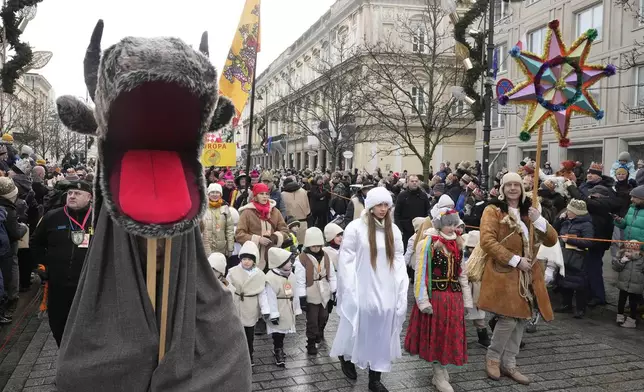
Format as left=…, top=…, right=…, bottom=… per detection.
left=219, top=0, right=261, bottom=127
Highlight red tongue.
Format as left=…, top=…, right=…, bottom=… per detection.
left=119, top=150, right=191, bottom=224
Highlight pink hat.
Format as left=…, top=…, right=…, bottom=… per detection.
left=250, top=170, right=260, bottom=179
left=223, top=171, right=234, bottom=181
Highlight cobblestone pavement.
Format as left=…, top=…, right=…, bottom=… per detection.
left=3, top=260, right=644, bottom=392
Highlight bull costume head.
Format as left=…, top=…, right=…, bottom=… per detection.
left=54, top=21, right=251, bottom=391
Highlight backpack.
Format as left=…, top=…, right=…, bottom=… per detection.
left=0, top=207, right=12, bottom=257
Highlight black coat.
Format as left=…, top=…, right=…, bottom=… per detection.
left=32, top=181, right=49, bottom=205
left=614, top=179, right=634, bottom=217
left=394, top=188, right=430, bottom=238
left=463, top=200, right=488, bottom=231
left=554, top=214, right=594, bottom=290
left=31, top=206, right=91, bottom=287
left=0, top=197, right=26, bottom=242
left=446, top=182, right=461, bottom=204
left=568, top=184, right=620, bottom=251
left=309, top=184, right=330, bottom=213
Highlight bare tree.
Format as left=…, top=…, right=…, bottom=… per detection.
left=16, top=97, right=71, bottom=160
left=275, top=38, right=370, bottom=171
left=0, top=92, right=26, bottom=134
left=357, top=2, right=474, bottom=179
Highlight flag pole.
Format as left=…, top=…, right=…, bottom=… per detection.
left=245, top=53, right=258, bottom=187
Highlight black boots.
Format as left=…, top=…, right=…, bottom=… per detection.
left=554, top=304, right=573, bottom=313
left=477, top=328, right=491, bottom=347
left=274, top=348, right=286, bottom=367
left=306, top=339, right=318, bottom=355
left=368, top=370, right=388, bottom=392
left=339, top=356, right=357, bottom=380
left=315, top=331, right=325, bottom=344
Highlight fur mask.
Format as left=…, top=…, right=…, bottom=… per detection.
left=56, top=21, right=234, bottom=237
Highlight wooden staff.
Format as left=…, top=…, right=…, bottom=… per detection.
left=146, top=238, right=157, bottom=310
left=529, top=126, right=544, bottom=256
left=146, top=237, right=173, bottom=362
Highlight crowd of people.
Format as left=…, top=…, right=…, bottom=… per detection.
left=2, top=134, right=644, bottom=392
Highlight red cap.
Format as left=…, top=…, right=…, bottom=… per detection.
left=253, top=183, right=270, bottom=195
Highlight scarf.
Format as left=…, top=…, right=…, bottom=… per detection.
left=431, top=232, right=460, bottom=260
left=252, top=201, right=271, bottom=221
left=209, top=199, right=224, bottom=209
left=329, top=242, right=341, bottom=250
left=304, top=248, right=324, bottom=261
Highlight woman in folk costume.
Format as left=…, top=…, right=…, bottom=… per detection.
left=208, top=252, right=235, bottom=296
left=295, top=227, right=337, bottom=355
left=479, top=172, right=558, bottom=386
left=404, top=209, right=467, bottom=392
left=226, top=241, right=269, bottom=366
left=236, top=182, right=290, bottom=272
left=201, top=183, right=234, bottom=256
left=263, top=247, right=301, bottom=367
left=330, top=187, right=408, bottom=392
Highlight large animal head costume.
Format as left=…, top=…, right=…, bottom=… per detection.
left=57, top=20, right=234, bottom=237
left=54, top=21, right=251, bottom=391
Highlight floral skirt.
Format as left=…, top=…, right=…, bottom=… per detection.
left=404, top=290, right=467, bottom=366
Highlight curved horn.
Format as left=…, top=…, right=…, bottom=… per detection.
left=83, top=20, right=104, bottom=102
left=199, top=31, right=209, bottom=56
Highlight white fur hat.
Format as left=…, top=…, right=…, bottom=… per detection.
left=304, top=227, right=325, bottom=248
left=207, top=183, right=223, bottom=195
left=229, top=207, right=240, bottom=225
left=364, top=186, right=392, bottom=210
left=464, top=230, right=480, bottom=248
left=498, top=172, right=526, bottom=202
left=238, top=241, right=260, bottom=263
left=208, top=253, right=227, bottom=274
left=268, top=247, right=293, bottom=269
left=324, top=223, right=344, bottom=243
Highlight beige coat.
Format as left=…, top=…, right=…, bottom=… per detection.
left=351, top=197, right=364, bottom=221
left=227, top=266, right=268, bottom=327
left=265, top=271, right=300, bottom=332
left=201, top=205, right=234, bottom=256
left=236, top=200, right=290, bottom=271
left=281, top=187, right=311, bottom=244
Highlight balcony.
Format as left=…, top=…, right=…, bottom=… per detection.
left=628, top=109, right=644, bottom=122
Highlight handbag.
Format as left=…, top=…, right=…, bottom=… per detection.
left=562, top=247, right=586, bottom=272
left=466, top=231, right=515, bottom=282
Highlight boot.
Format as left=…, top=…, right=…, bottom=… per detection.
left=4, top=298, right=18, bottom=319
left=476, top=328, right=491, bottom=347
left=617, top=314, right=626, bottom=324
left=431, top=363, right=454, bottom=392
left=554, top=304, right=573, bottom=313
left=316, top=330, right=325, bottom=344
left=573, top=309, right=585, bottom=319
left=306, top=339, right=318, bottom=355
left=486, top=359, right=501, bottom=381
left=339, top=356, right=357, bottom=380
left=368, top=369, right=388, bottom=392
left=274, top=348, right=286, bottom=367
left=621, top=317, right=637, bottom=328
left=501, top=366, right=530, bottom=385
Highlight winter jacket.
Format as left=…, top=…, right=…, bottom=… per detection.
left=281, top=181, right=310, bottom=221
left=614, top=179, right=635, bottom=217
left=308, top=184, right=330, bottom=213
left=462, top=200, right=488, bottom=230
left=270, top=188, right=287, bottom=218
left=568, top=183, right=620, bottom=251
left=201, top=204, right=234, bottom=256
left=394, top=188, right=430, bottom=239
left=615, top=205, right=644, bottom=244
left=553, top=215, right=593, bottom=290
left=0, top=197, right=26, bottom=243
left=610, top=160, right=637, bottom=181
left=612, top=252, right=644, bottom=294
left=32, top=180, right=49, bottom=205
left=446, top=182, right=461, bottom=204
left=578, top=175, right=615, bottom=198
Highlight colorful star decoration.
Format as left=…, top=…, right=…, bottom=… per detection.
left=498, top=20, right=615, bottom=147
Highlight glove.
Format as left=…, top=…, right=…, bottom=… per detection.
left=270, top=317, right=279, bottom=325
left=300, top=296, right=308, bottom=312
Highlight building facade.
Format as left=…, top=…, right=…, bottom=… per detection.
left=482, top=0, right=644, bottom=176
left=237, top=0, right=476, bottom=175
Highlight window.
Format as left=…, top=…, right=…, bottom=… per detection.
left=640, top=0, right=644, bottom=25
left=494, top=1, right=509, bottom=22
left=497, top=43, right=508, bottom=73
left=412, top=28, right=425, bottom=53
left=588, top=80, right=601, bottom=106
left=576, top=4, right=603, bottom=39
left=411, top=86, right=426, bottom=115
left=451, top=100, right=464, bottom=116
left=525, top=0, right=540, bottom=5
left=491, top=105, right=505, bottom=128
left=636, top=66, right=644, bottom=107
left=527, top=27, right=546, bottom=53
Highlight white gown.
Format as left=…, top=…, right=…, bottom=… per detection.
left=329, top=215, right=408, bottom=372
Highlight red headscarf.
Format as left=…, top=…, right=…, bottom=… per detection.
left=252, top=183, right=271, bottom=220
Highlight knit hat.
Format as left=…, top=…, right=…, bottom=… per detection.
left=252, top=183, right=270, bottom=195
left=412, top=217, right=426, bottom=232
left=618, top=151, right=631, bottom=162
left=208, top=253, right=227, bottom=275
left=561, top=160, right=575, bottom=170
left=223, top=171, right=234, bottom=181
left=229, top=207, right=239, bottom=225
left=432, top=182, right=445, bottom=194
left=567, top=199, right=588, bottom=216
left=250, top=170, right=260, bottom=179
left=541, top=180, right=555, bottom=192
left=589, top=185, right=611, bottom=197
left=430, top=194, right=455, bottom=219
left=268, top=247, right=293, bottom=270
left=587, top=162, right=603, bottom=176
left=303, top=227, right=325, bottom=248
left=630, top=185, right=644, bottom=199
left=616, top=167, right=629, bottom=176
left=0, top=134, right=13, bottom=144
left=286, top=216, right=301, bottom=229
left=464, top=230, right=480, bottom=248
left=323, top=223, right=343, bottom=243
left=260, top=171, right=273, bottom=183
left=364, top=186, right=392, bottom=210
left=12, top=159, right=32, bottom=176
left=498, top=172, right=525, bottom=203
left=461, top=174, right=472, bottom=185
left=624, top=240, right=641, bottom=251
left=238, top=241, right=259, bottom=263
left=207, top=183, right=223, bottom=194
left=0, top=177, right=17, bottom=201
left=20, top=145, right=33, bottom=156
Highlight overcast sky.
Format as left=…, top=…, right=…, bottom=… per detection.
left=21, top=0, right=336, bottom=99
